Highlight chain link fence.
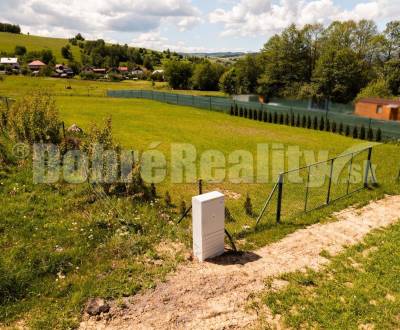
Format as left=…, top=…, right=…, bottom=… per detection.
left=107, top=90, right=400, bottom=140
left=256, top=147, right=375, bottom=225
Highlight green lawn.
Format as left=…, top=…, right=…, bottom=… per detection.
left=262, top=221, right=400, bottom=329
left=0, top=32, right=82, bottom=63
left=1, top=76, right=399, bottom=328
left=0, top=76, right=226, bottom=98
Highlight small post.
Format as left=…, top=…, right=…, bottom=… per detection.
left=176, top=94, right=179, bottom=104
left=192, top=95, right=195, bottom=106
left=209, top=96, right=212, bottom=110
left=304, top=166, right=311, bottom=212
left=5, top=97, right=10, bottom=112
left=346, top=153, right=354, bottom=194
left=276, top=174, right=284, bottom=224
left=198, top=179, right=203, bottom=195
left=364, top=147, right=373, bottom=188
left=62, top=121, right=66, bottom=138
left=326, top=158, right=334, bottom=204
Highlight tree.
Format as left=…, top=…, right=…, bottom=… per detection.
left=15, top=45, right=26, bottom=56
left=192, top=61, right=225, bottom=91
left=61, top=45, right=73, bottom=60
left=356, top=79, right=393, bottom=100
left=164, top=60, right=193, bottom=89
left=75, top=33, right=85, bottom=41
left=219, top=69, right=238, bottom=95
left=143, top=56, right=154, bottom=70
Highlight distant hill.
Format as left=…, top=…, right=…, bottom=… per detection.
left=0, top=32, right=82, bottom=63
left=181, top=52, right=247, bottom=58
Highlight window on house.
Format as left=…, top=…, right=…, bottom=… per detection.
left=376, top=105, right=383, bottom=114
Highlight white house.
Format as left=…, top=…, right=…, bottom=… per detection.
left=0, top=57, right=19, bottom=69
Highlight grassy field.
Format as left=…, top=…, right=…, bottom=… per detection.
left=0, top=32, right=82, bottom=63
left=262, top=221, right=400, bottom=329
left=0, top=76, right=226, bottom=98
left=1, top=76, right=400, bottom=328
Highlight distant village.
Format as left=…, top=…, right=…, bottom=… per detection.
left=0, top=56, right=164, bottom=82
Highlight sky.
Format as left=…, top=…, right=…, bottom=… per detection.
left=0, top=0, right=399, bottom=53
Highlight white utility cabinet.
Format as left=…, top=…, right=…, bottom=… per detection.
left=192, top=191, right=225, bottom=262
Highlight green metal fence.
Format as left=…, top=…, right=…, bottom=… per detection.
left=107, top=90, right=400, bottom=140
left=256, top=146, right=375, bottom=225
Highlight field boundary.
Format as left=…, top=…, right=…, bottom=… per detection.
left=107, top=90, right=400, bottom=140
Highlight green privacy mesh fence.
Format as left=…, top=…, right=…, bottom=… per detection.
left=107, top=90, right=400, bottom=140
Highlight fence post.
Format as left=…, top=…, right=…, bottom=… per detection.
left=326, top=158, right=334, bottom=204
left=192, top=95, right=195, bottom=106
left=364, top=147, right=373, bottom=188
left=304, top=167, right=311, bottom=212
left=198, top=179, right=203, bottom=195
left=209, top=96, right=212, bottom=110
left=276, top=174, right=283, bottom=224
left=346, top=153, right=354, bottom=194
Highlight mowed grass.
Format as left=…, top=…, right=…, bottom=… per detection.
left=0, top=76, right=226, bottom=98
left=0, top=32, right=82, bottom=63
left=0, top=76, right=399, bottom=328
left=55, top=95, right=400, bottom=248
left=261, top=221, right=400, bottom=329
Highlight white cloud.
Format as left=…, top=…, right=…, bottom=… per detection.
left=0, top=0, right=202, bottom=37
left=131, top=31, right=245, bottom=53
left=209, top=0, right=400, bottom=37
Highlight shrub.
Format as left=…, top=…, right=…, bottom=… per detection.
left=307, top=116, right=312, bottom=129
left=230, top=105, right=234, bottom=116
left=263, top=111, right=267, bottom=122
left=239, top=107, right=243, bottom=117
left=367, top=127, right=374, bottom=141
left=332, top=121, right=337, bottom=133
left=290, top=113, right=295, bottom=126
left=244, top=194, right=253, bottom=216
left=301, top=115, right=307, bottom=128
left=268, top=112, right=273, bottom=123
left=345, top=125, right=351, bottom=136
left=234, top=104, right=238, bottom=116
left=360, top=125, right=366, bottom=140
left=284, top=113, right=289, bottom=125
left=376, top=128, right=382, bottom=142
left=325, top=119, right=331, bottom=132
left=279, top=114, right=284, bottom=124
left=338, top=123, right=344, bottom=135
left=7, top=90, right=61, bottom=143
left=319, top=117, right=325, bottom=131
left=352, top=126, right=359, bottom=139
left=273, top=112, right=278, bottom=124
left=313, top=117, right=318, bottom=130
left=296, top=114, right=300, bottom=127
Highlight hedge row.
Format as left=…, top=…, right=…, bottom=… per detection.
left=229, top=105, right=382, bottom=142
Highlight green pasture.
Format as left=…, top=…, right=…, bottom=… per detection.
left=0, top=76, right=399, bottom=328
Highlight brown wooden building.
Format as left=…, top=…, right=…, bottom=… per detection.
left=355, top=98, right=400, bottom=121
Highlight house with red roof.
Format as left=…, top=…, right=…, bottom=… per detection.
left=28, top=60, right=46, bottom=71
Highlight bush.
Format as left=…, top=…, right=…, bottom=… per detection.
left=319, top=117, right=325, bottom=131
left=325, top=119, right=331, bottom=132
left=332, top=121, right=337, bottom=133
left=367, top=127, right=374, bottom=141
left=279, top=114, right=284, bottom=124
left=338, top=123, right=344, bottom=135
left=296, top=114, right=300, bottom=127
left=284, top=113, right=289, bottom=125
left=359, top=125, right=366, bottom=140
left=313, top=117, right=318, bottom=130
left=352, top=126, right=359, bottom=139
left=345, top=125, right=351, bottom=137
left=7, top=90, right=61, bottom=143
left=307, top=116, right=312, bottom=129
left=301, top=115, right=307, bottom=128
left=376, top=128, right=382, bottom=142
